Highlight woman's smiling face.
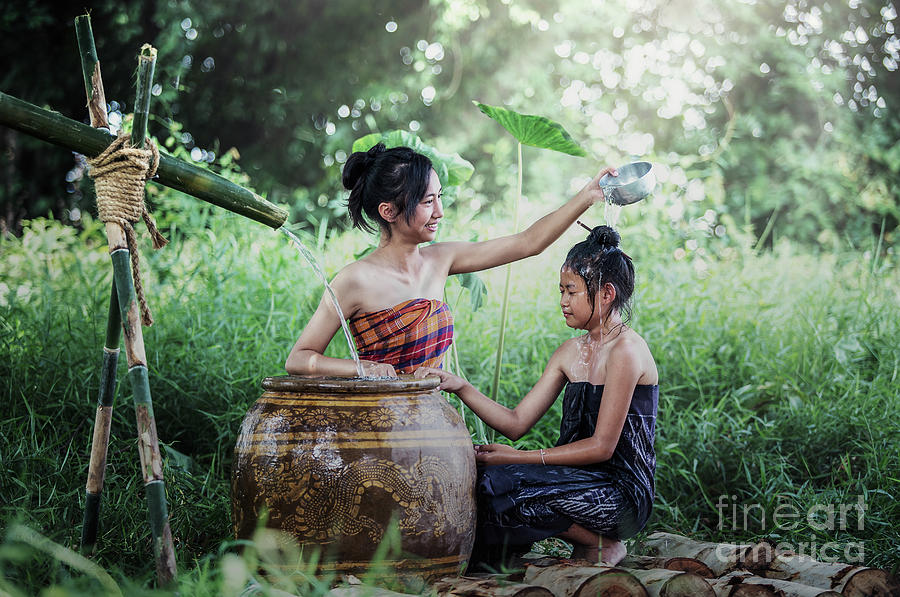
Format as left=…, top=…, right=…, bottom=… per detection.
left=396, top=168, right=443, bottom=241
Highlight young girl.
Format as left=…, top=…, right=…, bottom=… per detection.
left=415, top=225, right=658, bottom=566
left=285, top=143, right=618, bottom=377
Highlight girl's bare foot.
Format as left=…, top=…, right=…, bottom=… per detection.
left=600, top=537, right=626, bottom=565
left=570, top=543, right=599, bottom=562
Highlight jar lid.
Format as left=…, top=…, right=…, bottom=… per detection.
left=262, top=374, right=440, bottom=394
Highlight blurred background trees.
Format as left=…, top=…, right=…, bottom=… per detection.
left=1, top=0, right=897, bottom=249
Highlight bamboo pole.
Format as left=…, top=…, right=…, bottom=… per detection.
left=0, top=91, right=288, bottom=229
left=122, top=43, right=177, bottom=586
left=76, top=14, right=120, bottom=554
left=81, top=284, right=121, bottom=550
left=73, top=15, right=176, bottom=582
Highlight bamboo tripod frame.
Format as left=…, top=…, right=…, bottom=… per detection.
left=0, top=14, right=294, bottom=586
left=75, top=15, right=178, bottom=584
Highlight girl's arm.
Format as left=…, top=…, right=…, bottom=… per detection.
left=284, top=277, right=397, bottom=377
left=436, top=167, right=617, bottom=275
left=416, top=345, right=569, bottom=440
left=466, top=340, right=645, bottom=467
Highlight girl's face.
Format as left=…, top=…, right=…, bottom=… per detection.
left=559, top=268, right=598, bottom=330
left=395, top=169, right=443, bottom=242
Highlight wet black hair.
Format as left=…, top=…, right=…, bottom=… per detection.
left=562, top=225, right=635, bottom=322
left=342, top=143, right=435, bottom=234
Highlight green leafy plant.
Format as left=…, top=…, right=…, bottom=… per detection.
left=352, top=130, right=475, bottom=197
left=473, top=101, right=587, bottom=406
left=473, top=102, right=588, bottom=157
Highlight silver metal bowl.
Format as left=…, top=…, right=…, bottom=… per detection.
left=599, top=161, right=655, bottom=205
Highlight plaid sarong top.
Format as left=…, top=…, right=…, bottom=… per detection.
left=347, top=298, right=454, bottom=374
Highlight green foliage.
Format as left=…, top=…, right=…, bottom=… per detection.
left=2, top=0, right=897, bottom=247
left=352, top=129, right=475, bottom=193
left=473, top=101, right=587, bottom=157
left=2, top=214, right=897, bottom=595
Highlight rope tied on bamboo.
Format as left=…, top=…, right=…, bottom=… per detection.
left=89, top=133, right=167, bottom=326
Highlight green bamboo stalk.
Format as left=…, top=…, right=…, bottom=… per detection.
left=490, top=142, right=523, bottom=406
left=132, top=45, right=155, bottom=148
left=81, top=283, right=121, bottom=552
left=75, top=15, right=109, bottom=132
left=76, top=14, right=119, bottom=554
left=122, top=45, right=177, bottom=586
left=0, top=91, right=288, bottom=229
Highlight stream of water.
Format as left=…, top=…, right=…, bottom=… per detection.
left=280, top=227, right=364, bottom=377
left=604, top=199, right=623, bottom=229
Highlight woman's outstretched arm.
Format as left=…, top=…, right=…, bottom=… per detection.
left=435, top=166, right=617, bottom=275
left=415, top=344, right=569, bottom=440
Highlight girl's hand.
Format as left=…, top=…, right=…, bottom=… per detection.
left=473, top=443, right=519, bottom=465
left=576, top=166, right=619, bottom=206
left=413, top=366, right=467, bottom=393
left=360, top=360, right=397, bottom=377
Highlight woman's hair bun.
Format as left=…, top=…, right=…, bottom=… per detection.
left=342, top=142, right=387, bottom=191
left=588, top=225, right=620, bottom=248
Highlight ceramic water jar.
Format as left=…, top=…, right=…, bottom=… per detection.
left=232, top=375, right=476, bottom=582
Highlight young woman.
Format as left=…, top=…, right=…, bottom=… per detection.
left=415, top=225, right=658, bottom=566
left=285, top=143, right=618, bottom=377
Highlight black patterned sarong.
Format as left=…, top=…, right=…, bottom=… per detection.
left=473, top=383, right=658, bottom=561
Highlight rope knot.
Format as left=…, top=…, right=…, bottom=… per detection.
left=88, top=133, right=167, bottom=326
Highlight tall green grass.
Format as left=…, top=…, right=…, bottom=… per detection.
left=1, top=210, right=897, bottom=594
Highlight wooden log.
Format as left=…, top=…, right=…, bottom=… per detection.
left=760, top=551, right=897, bottom=596
left=621, top=554, right=715, bottom=578
left=625, top=567, right=716, bottom=597
left=325, top=587, right=417, bottom=597
left=0, top=91, right=288, bottom=229
left=524, top=562, right=649, bottom=597
left=706, top=573, right=777, bottom=597
left=76, top=14, right=119, bottom=555
left=433, top=575, right=554, bottom=596
left=717, top=571, right=843, bottom=597
left=639, top=532, right=770, bottom=576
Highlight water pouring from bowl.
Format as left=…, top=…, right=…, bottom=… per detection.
left=598, top=161, right=655, bottom=206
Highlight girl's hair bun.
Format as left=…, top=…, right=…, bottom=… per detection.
left=588, top=225, right=620, bottom=248
left=342, top=142, right=387, bottom=191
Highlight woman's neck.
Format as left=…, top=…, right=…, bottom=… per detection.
left=373, top=235, right=424, bottom=274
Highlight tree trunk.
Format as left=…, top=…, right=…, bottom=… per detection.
left=523, top=562, right=649, bottom=597
left=433, top=575, right=554, bottom=596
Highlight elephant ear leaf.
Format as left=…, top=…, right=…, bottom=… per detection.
left=473, top=101, right=587, bottom=157
left=459, top=272, right=487, bottom=311
left=351, top=130, right=474, bottom=188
